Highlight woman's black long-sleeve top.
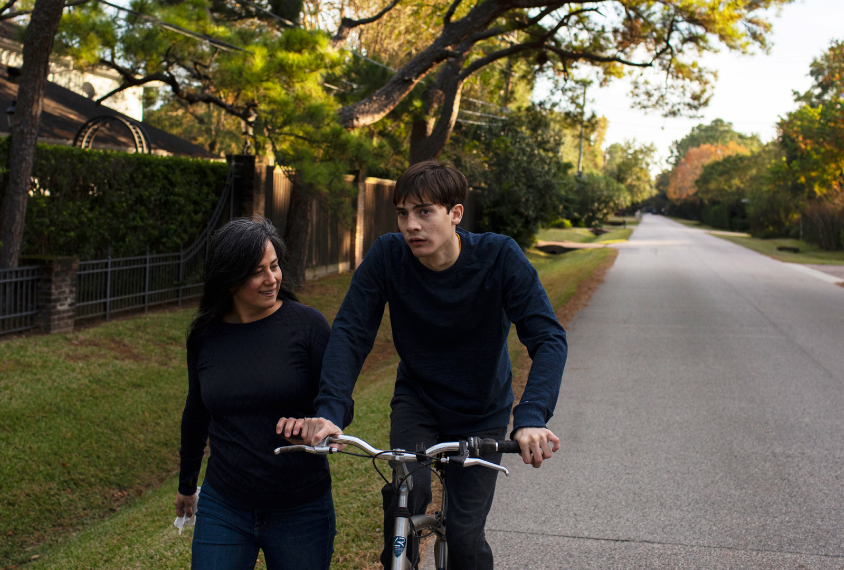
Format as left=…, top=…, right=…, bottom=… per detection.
left=178, top=301, right=332, bottom=510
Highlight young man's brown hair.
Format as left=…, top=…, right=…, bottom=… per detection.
left=392, top=160, right=468, bottom=212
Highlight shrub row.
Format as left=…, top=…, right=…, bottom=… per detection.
left=0, top=139, right=228, bottom=260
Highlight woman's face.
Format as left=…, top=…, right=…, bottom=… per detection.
left=231, top=240, right=282, bottom=319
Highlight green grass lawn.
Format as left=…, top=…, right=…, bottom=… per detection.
left=668, top=217, right=844, bottom=265
left=527, top=247, right=617, bottom=309
left=607, top=216, right=639, bottom=227
left=536, top=227, right=633, bottom=244
left=712, top=235, right=844, bottom=265
left=3, top=243, right=624, bottom=570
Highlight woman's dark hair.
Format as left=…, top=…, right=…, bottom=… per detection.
left=186, top=216, right=297, bottom=351
left=393, top=160, right=468, bottom=212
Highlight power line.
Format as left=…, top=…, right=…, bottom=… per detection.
left=95, top=0, right=252, bottom=53
left=456, top=118, right=499, bottom=126
left=459, top=108, right=506, bottom=120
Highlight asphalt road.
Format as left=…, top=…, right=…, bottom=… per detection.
left=486, top=215, right=844, bottom=569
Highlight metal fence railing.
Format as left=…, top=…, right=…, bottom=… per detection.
left=75, top=250, right=203, bottom=321
left=0, top=265, right=41, bottom=335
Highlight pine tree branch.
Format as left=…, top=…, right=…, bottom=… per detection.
left=331, top=0, right=401, bottom=47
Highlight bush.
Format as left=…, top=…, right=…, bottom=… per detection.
left=0, top=139, right=228, bottom=260
left=547, top=218, right=573, bottom=229
left=702, top=203, right=731, bottom=230
left=747, top=182, right=800, bottom=238
left=565, top=173, right=631, bottom=228
left=803, top=193, right=844, bottom=250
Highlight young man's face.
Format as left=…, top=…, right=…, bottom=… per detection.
left=396, top=197, right=463, bottom=260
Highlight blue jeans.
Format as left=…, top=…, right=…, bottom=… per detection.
left=191, top=483, right=336, bottom=570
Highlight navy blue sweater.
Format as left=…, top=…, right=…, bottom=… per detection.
left=315, top=228, right=568, bottom=435
left=179, top=301, right=332, bottom=509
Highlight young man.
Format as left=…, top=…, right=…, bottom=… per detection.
left=277, top=160, right=567, bottom=569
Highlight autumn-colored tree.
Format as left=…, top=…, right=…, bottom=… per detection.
left=668, top=118, right=761, bottom=166
left=667, top=141, right=748, bottom=203
left=774, top=38, right=844, bottom=249
left=795, top=38, right=844, bottom=107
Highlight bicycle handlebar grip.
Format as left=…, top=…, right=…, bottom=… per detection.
left=478, top=439, right=522, bottom=454
left=497, top=440, right=522, bottom=454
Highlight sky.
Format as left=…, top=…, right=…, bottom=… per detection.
left=539, top=0, right=843, bottom=172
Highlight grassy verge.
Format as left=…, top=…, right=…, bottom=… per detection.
left=712, top=234, right=844, bottom=265
left=536, top=227, right=632, bottom=244
left=607, top=216, right=639, bottom=227
left=527, top=247, right=618, bottom=308
left=0, top=309, right=193, bottom=567
left=668, top=217, right=844, bottom=265
left=5, top=245, right=622, bottom=570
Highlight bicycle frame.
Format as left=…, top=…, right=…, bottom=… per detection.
left=390, top=460, right=446, bottom=570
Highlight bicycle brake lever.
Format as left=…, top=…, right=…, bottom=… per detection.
left=313, top=437, right=333, bottom=454
left=439, top=457, right=510, bottom=476
left=274, top=445, right=314, bottom=454
left=274, top=440, right=337, bottom=455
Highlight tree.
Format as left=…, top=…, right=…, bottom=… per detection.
left=604, top=140, right=657, bottom=205
left=795, top=38, right=844, bottom=107
left=58, top=3, right=388, bottom=284
left=334, top=0, right=793, bottom=163
left=445, top=104, right=571, bottom=247
left=0, top=0, right=67, bottom=269
left=667, top=141, right=748, bottom=203
left=144, top=95, right=243, bottom=156
left=66, top=0, right=793, bottom=163
left=694, top=146, right=777, bottom=231
left=565, top=172, right=629, bottom=228
left=774, top=38, right=844, bottom=249
left=668, top=118, right=761, bottom=166
left=775, top=37, right=844, bottom=202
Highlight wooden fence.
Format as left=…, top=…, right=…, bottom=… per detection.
left=249, top=159, right=399, bottom=279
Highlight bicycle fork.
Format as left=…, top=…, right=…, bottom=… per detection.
left=391, top=463, right=447, bottom=570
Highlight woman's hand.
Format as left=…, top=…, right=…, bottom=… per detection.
left=276, top=417, right=345, bottom=449
left=174, top=490, right=199, bottom=518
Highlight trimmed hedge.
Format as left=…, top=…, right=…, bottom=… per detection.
left=1, top=139, right=228, bottom=260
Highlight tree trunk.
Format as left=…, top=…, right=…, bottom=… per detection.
left=284, top=180, right=313, bottom=289
left=0, top=0, right=66, bottom=269
left=409, top=117, right=435, bottom=165
left=408, top=55, right=467, bottom=164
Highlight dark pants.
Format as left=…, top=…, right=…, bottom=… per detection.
left=380, top=393, right=506, bottom=570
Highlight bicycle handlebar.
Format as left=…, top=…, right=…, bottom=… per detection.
left=274, top=434, right=522, bottom=476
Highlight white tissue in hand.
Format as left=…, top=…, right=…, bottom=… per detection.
left=173, top=487, right=201, bottom=535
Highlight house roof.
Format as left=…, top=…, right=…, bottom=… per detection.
left=0, top=72, right=220, bottom=159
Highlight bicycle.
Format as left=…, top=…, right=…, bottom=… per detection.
left=275, top=434, right=522, bottom=570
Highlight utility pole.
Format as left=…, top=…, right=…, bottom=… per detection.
left=576, top=83, right=587, bottom=176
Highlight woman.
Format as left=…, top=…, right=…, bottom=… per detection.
left=174, top=216, right=336, bottom=570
